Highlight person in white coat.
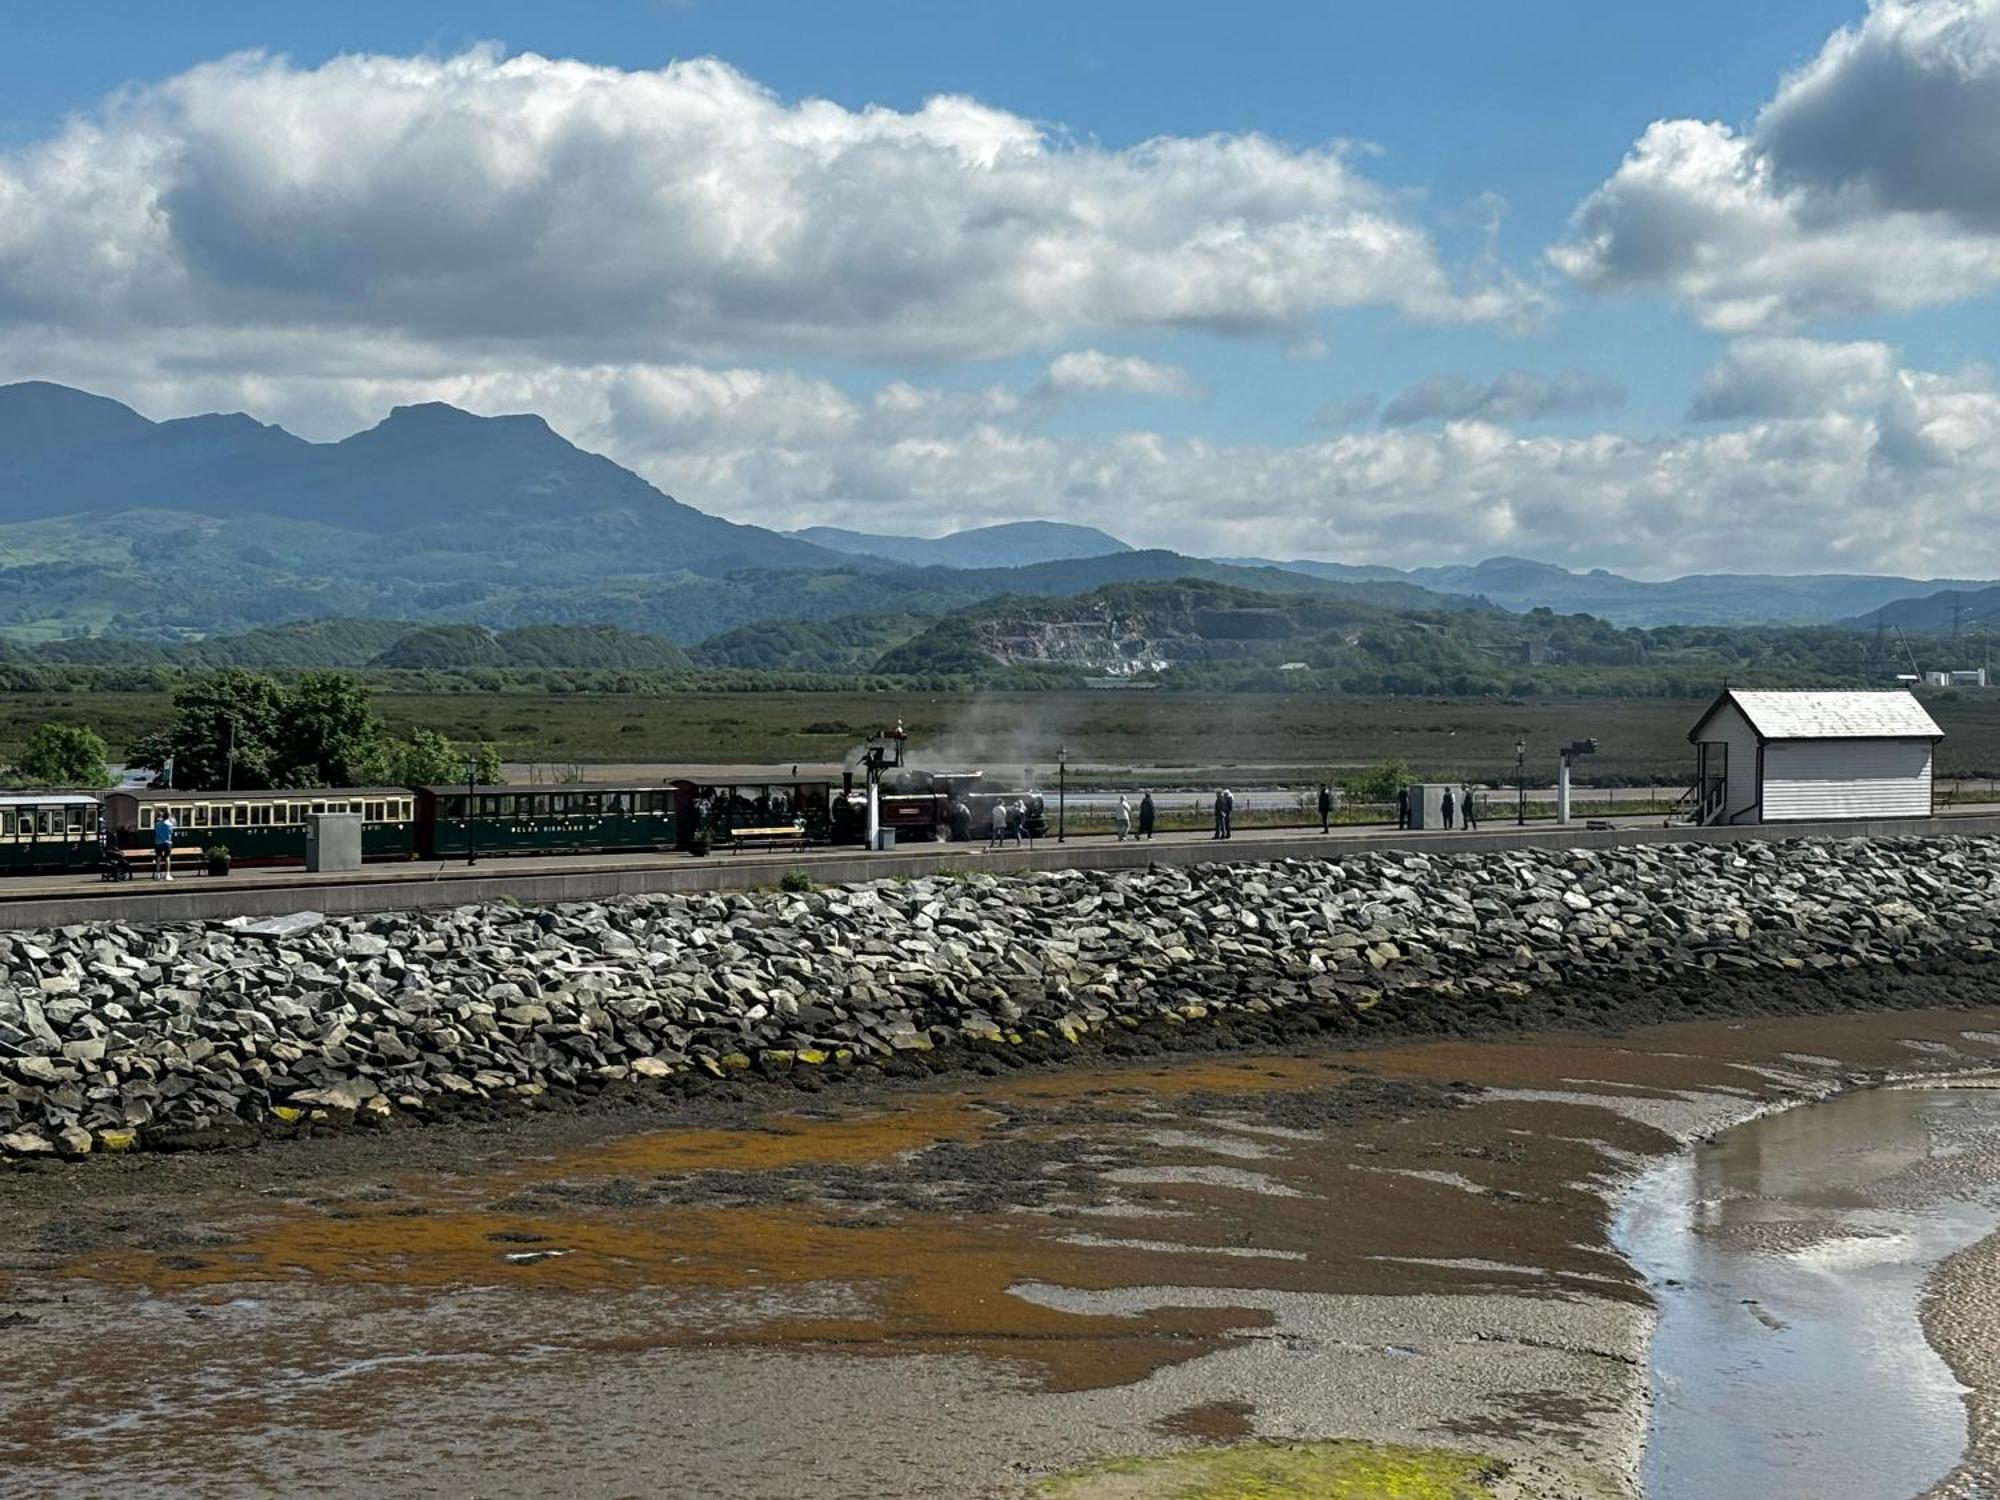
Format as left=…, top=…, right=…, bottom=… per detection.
left=1113, top=795, right=1132, bottom=841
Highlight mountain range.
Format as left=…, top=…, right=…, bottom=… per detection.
left=4, top=379, right=1993, bottom=645
left=1219, top=554, right=2000, bottom=627
left=789, top=520, right=1129, bottom=569
left=0, top=382, right=1459, bottom=643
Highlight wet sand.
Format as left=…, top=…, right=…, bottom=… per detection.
left=7, top=1007, right=2000, bottom=1497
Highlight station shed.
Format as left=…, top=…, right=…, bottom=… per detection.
left=1687, top=689, right=1943, bottom=825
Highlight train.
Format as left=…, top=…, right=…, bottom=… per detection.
left=0, top=767, right=1050, bottom=878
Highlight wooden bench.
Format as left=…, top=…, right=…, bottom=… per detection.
left=100, top=846, right=209, bottom=881
left=726, top=824, right=806, bottom=853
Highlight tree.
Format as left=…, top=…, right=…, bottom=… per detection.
left=373, top=728, right=465, bottom=786
left=1341, top=759, right=1415, bottom=803
left=474, top=742, right=504, bottom=785
left=11, top=722, right=112, bottom=789
left=280, top=672, right=386, bottom=787
left=127, top=669, right=289, bottom=790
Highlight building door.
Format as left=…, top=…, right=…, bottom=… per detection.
left=1697, top=742, right=1728, bottom=824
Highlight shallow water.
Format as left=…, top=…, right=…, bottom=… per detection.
left=1619, top=1085, right=2000, bottom=1499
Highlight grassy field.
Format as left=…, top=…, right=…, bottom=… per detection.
left=8, top=688, right=2000, bottom=791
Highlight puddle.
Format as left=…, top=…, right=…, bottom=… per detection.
left=1618, top=1086, right=2000, bottom=1499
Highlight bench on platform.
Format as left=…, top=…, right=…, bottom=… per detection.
left=726, top=824, right=806, bottom=853
left=100, top=845, right=209, bottom=881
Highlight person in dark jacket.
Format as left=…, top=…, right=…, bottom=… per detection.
left=1219, top=788, right=1234, bottom=840
left=1396, top=786, right=1411, bottom=829
left=1461, top=783, right=1479, bottom=831
left=1138, top=791, right=1156, bottom=840
left=1317, top=784, right=1333, bottom=833
left=1441, top=787, right=1456, bottom=829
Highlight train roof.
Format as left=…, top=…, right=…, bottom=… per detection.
left=0, top=793, right=101, bottom=808
left=109, top=787, right=413, bottom=802
left=417, top=781, right=673, bottom=795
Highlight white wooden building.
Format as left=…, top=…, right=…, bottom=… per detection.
left=1688, top=689, right=1943, bottom=825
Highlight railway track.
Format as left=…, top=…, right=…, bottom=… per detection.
left=4, top=806, right=1999, bottom=931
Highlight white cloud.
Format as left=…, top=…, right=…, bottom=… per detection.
left=1555, top=0, right=2000, bottom=328
left=1378, top=369, right=1625, bottom=426
left=1688, top=337, right=1897, bottom=419
left=0, top=46, right=1527, bottom=370
left=1040, top=349, right=1198, bottom=398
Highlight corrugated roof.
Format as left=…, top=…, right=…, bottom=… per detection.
left=1722, top=690, right=1943, bottom=741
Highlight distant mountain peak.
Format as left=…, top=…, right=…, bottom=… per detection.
left=791, top=519, right=1134, bottom=569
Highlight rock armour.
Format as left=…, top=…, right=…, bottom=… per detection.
left=2, top=836, right=1994, bottom=1156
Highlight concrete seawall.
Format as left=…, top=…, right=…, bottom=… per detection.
left=0, top=811, right=1985, bottom=930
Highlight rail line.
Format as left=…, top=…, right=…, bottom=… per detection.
left=3, top=806, right=1998, bottom=931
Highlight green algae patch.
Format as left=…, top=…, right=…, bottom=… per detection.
left=1036, top=1440, right=1507, bottom=1499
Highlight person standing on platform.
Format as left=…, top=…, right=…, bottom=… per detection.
left=1462, top=784, right=1479, bottom=831
left=152, top=808, right=176, bottom=881
left=1219, top=788, right=1234, bottom=840
left=1138, top=791, right=1156, bottom=840
left=1397, top=786, right=1411, bottom=830
left=1317, top=784, right=1333, bottom=833
left=1441, top=787, right=1456, bottom=829
left=1114, top=795, right=1132, bottom=841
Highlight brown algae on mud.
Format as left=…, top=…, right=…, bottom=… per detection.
left=13, top=1010, right=2000, bottom=1499
left=1035, top=1440, right=1506, bottom=1498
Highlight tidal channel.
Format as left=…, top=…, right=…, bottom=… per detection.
left=1618, top=1082, right=2000, bottom=1499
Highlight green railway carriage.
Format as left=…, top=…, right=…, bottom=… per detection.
left=415, top=783, right=678, bottom=858
left=0, top=794, right=103, bottom=874
left=103, top=789, right=419, bottom=865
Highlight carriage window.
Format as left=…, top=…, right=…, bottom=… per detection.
left=248, top=804, right=268, bottom=827
left=36, top=809, right=54, bottom=837
left=68, top=808, right=84, bottom=835
left=365, top=801, right=384, bottom=822
left=532, top=795, right=551, bottom=816
left=0, top=812, right=12, bottom=838
left=232, top=804, right=247, bottom=826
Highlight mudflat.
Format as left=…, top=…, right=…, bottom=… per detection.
left=6, top=1003, right=2000, bottom=1497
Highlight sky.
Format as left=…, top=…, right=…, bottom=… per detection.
left=6, top=0, right=2000, bottom=578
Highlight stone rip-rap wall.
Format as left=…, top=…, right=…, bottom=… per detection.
left=2, top=835, right=1996, bottom=1156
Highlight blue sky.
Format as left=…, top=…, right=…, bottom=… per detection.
left=5, top=1, right=2000, bottom=575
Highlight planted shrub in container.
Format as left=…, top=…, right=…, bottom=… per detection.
left=205, top=844, right=231, bottom=876
left=688, top=830, right=710, bottom=858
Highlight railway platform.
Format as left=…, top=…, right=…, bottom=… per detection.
left=2, top=805, right=1998, bottom=931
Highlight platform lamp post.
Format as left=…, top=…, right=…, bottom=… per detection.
left=1057, top=744, right=1068, bottom=843
left=464, top=755, right=478, bottom=867
left=1515, top=738, right=1526, bottom=827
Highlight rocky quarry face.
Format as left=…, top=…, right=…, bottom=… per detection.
left=2, top=836, right=1995, bottom=1157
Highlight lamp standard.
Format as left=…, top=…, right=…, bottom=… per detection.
left=465, top=756, right=478, bottom=866
left=1057, top=744, right=1068, bottom=843
left=1515, top=738, right=1526, bottom=827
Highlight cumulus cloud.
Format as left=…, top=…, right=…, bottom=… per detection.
left=0, top=46, right=1528, bottom=369
left=1688, top=337, right=1897, bottom=420
left=1039, top=350, right=1198, bottom=399
left=1378, top=369, right=1625, bottom=426
left=1555, top=0, right=2000, bottom=328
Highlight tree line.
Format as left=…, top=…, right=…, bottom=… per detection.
left=5, top=669, right=504, bottom=792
